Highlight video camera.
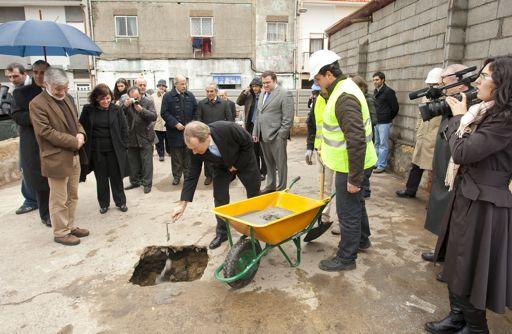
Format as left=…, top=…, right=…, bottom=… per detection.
left=409, top=66, right=480, bottom=122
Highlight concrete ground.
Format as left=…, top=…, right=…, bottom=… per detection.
left=0, top=138, right=510, bottom=334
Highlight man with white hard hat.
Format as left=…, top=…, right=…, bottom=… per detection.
left=396, top=67, right=443, bottom=199
left=308, top=49, right=377, bottom=271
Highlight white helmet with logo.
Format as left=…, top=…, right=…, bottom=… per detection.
left=308, top=49, right=341, bottom=80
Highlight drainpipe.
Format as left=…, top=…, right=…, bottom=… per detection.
left=85, top=0, right=97, bottom=87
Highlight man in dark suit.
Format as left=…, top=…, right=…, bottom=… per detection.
left=171, top=121, right=261, bottom=249
left=161, top=75, right=198, bottom=185
left=122, top=86, right=157, bottom=194
left=11, top=60, right=51, bottom=227
left=218, top=89, right=237, bottom=121
left=198, top=83, right=233, bottom=185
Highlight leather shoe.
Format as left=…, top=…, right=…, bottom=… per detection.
left=99, top=207, right=108, bottom=214
left=124, top=183, right=139, bottom=190
left=204, top=177, right=212, bottom=185
left=260, top=187, right=276, bottom=195
left=359, top=239, right=372, bottom=251
left=71, top=227, right=89, bottom=238
left=436, top=271, right=446, bottom=283
left=118, top=204, right=128, bottom=212
left=422, top=251, right=434, bottom=262
left=396, top=189, right=416, bottom=198
left=15, top=204, right=37, bottom=215
left=319, top=256, right=356, bottom=272
left=41, top=217, right=52, bottom=227
left=209, top=235, right=228, bottom=249
left=144, top=185, right=152, bottom=194
left=172, top=178, right=180, bottom=185
left=54, top=234, right=80, bottom=246
left=158, top=156, right=164, bottom=161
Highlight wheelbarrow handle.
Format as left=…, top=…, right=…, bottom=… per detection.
left=286, top=176, right=301, bottom=191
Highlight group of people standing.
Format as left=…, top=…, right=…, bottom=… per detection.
left=305, top=49, right=512, bottom=333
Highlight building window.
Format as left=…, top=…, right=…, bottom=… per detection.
left=115, top=16, right=138, bottom=37
left=267, top=22, right=287, bottom=42
left=76, top=83, right=91, bottom=92
left=190, top=17, right=213, bottom=37
left=310, top=38, right=323, bottom=53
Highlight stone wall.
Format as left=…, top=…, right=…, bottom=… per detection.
left=329, top=0, right=512, bottom=179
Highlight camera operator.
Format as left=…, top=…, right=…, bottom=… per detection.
left=122, top=86, right=157, bottom=194
left=421, top=64, right=469, bottom=268
left=396, top=68, right=443, bottom=199
left=425, top=56, right=512, bottom=334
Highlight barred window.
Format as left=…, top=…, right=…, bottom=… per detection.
left=115, top=16, right=138, bottom=37
left=266, top=22, right=287, bottom=42
left=190, top=17, right=213, bottom=37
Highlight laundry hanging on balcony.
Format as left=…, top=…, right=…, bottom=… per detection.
left=191, top=37, right=212, bottom=55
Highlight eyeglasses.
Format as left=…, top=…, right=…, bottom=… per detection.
left=478, top=72, right=492, bottom=81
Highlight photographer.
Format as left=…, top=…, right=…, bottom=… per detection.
left=422, top=64, right=469, bottom=267
left=425, top=57, right=512, bottom=333
left=122, top=86, right=157, bottom=194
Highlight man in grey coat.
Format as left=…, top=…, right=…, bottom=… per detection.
left=122, top=86, right=157, bottom=194
left=252, top=71, right=294, bottom=192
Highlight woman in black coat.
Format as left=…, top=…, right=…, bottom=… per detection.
left=426, top=57, right=512, bottom=333
left=80, top=84, right=129, bottom=214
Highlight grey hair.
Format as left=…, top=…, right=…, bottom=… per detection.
left=174, top=75, right=187, bottom=84
left=134, top=77, right=147, bottom=85
left=206, top=83, right=218, bottom=92
left=44, top=68, right=69, bottom=86
left=218, top=89, right=227, bottom=95
left=184, top=121, right=210, bottom=144
left=127, top=86, right=140, bottom=95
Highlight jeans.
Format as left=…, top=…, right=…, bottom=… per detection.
left=335, top=171, right=371, bottom=263
left=374, top=123, right=391, bottom=169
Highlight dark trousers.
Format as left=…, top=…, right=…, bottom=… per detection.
left=93, top=150, right=126, bottom=208
left=36, top=190, right=50, bottom=220
left=361, top=168, right=373, bottom=198
left=203, top=161, right=213, bottom=179
left=128, top=144, right=154, bottom=187
left=170, top=146, right=191, bottom=180
left=405, top=163, right=424, bottom=194
left=254, top=141, right=267, bottom=176
left=335, top=170, right=371, bottom=262
left=155, top=130, right=170, bottom=158
left=213, top=166, right=261, bottom=237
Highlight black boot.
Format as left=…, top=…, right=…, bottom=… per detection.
left=455, top=298, right=489, bottom=334
left=425, top=291, right=465, bottom=333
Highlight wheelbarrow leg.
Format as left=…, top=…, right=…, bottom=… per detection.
left=277, top=237, right=302, bottom=267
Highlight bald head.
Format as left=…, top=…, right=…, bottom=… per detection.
left=218, top=89, right=228, bottom=101
left=442, top=64, right=469, bottom=94
left=134, top=78, right=147, bottom=94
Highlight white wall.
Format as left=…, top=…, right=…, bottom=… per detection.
left=298, top=2, right=364, bottom=73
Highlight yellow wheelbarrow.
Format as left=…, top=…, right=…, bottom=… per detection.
left=213, top=177, right=335, bottom=289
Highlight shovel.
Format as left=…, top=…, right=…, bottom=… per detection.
left=304, top=159, right=333, bottom=242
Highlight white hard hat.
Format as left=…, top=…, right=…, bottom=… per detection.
left=308, top=49, right=341, bottom=80
left=425, top=67, right=443, bottom=84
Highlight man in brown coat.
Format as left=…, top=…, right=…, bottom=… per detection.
left=30, top=68, right=89, bottom=246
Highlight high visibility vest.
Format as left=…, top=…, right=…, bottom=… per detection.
left=321, top=78, right=377, bottom=173
left=313, top=95, right=326, bottom=149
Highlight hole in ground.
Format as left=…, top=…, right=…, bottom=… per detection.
left=130, top=246, right=208, bottom=286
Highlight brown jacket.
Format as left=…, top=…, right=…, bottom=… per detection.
left=30, top=91, right=85, bottom=178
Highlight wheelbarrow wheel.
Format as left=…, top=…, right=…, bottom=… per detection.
left=223, top=238, right=262, bottom=289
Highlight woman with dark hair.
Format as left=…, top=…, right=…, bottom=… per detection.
left=425, top=57, right=512, bottom=333
left=80, top=84, right=129, bottom=214
left=113, top=78, right=129, bottom=104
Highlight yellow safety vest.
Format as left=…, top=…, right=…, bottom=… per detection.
left=321, top=78, right=377, bottom=173
left=313, top=95, right=326, bottom=149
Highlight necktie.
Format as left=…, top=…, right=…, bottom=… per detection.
left=264, top=92, right=271, bottom=105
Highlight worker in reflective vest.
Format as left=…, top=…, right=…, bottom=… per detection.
left=308, top=49, right=377, bottom=272
left=305, top=85, right=339, bottom=237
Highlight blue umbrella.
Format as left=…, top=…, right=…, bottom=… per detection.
left=0, top=20, right=102, bottom=57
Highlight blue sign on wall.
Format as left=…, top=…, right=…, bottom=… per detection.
left=213, top=74, right=241, bottom=85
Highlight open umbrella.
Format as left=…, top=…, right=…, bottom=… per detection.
left=0, top=19, right=102, bottom=58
